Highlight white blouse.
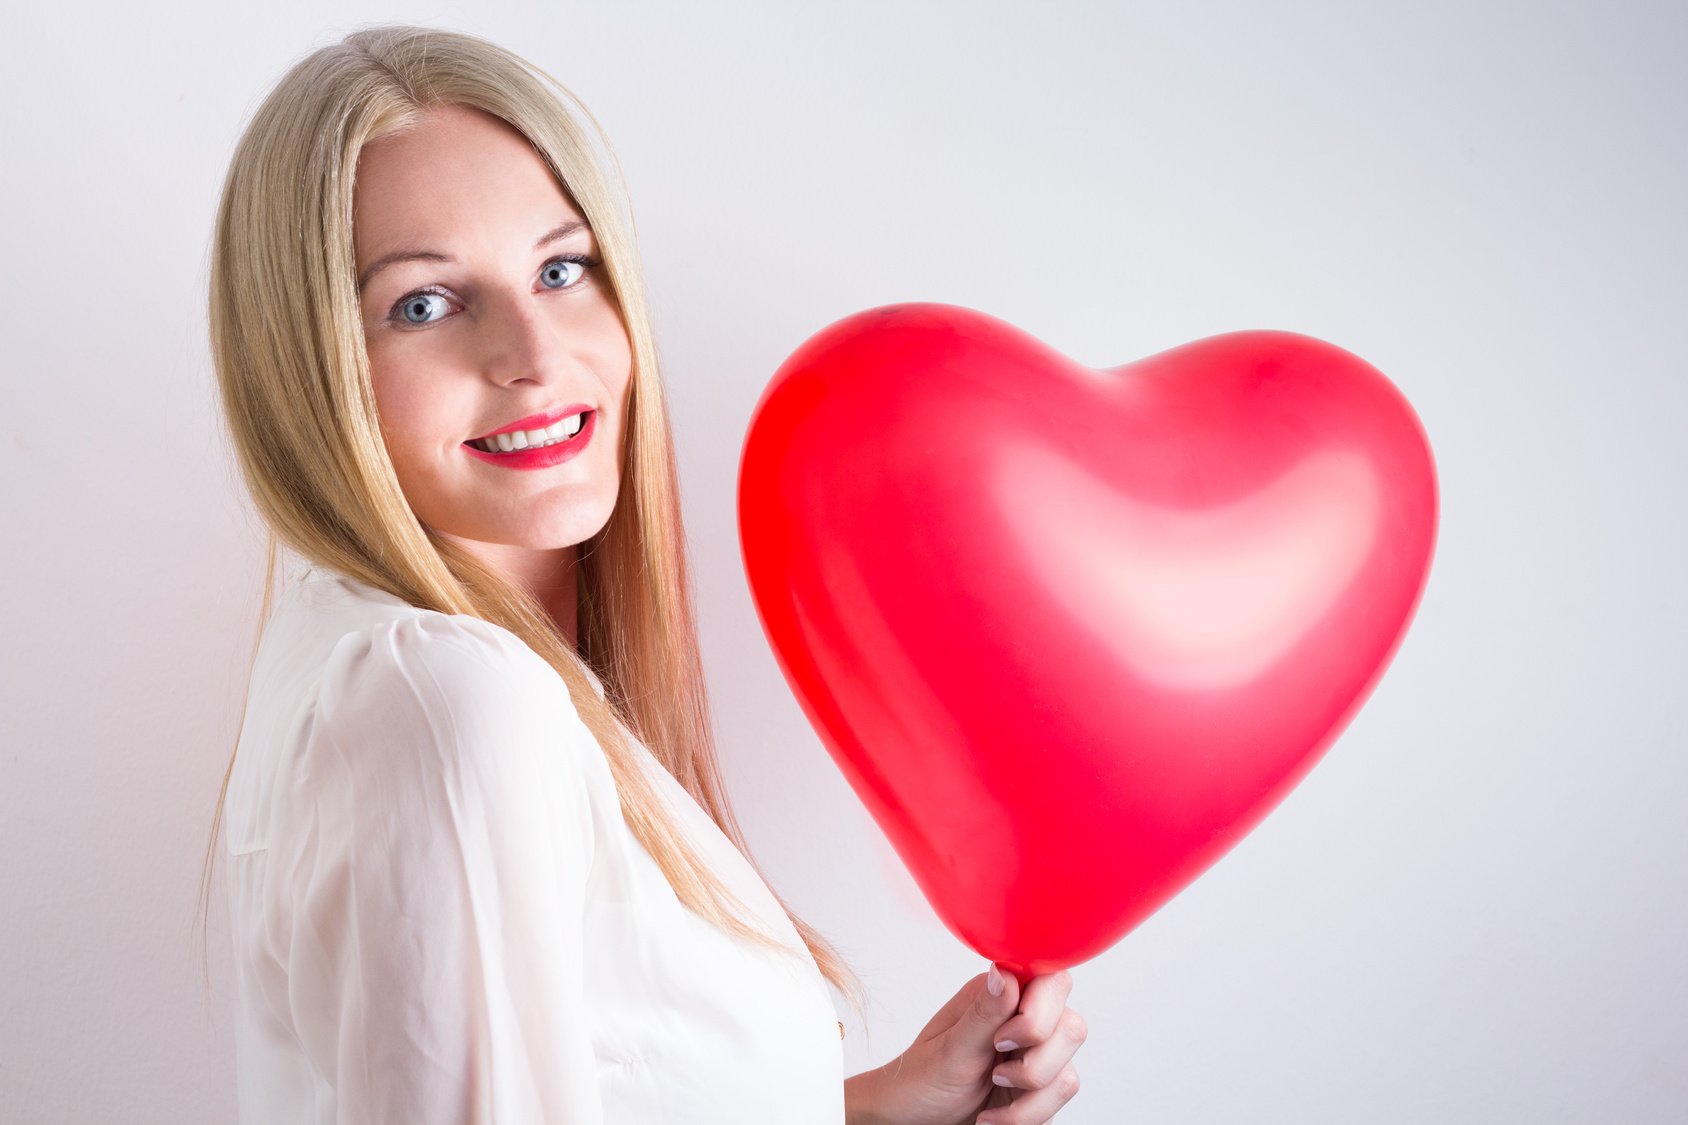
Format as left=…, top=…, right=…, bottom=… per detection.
left=223, top=564, right=845, bottom=1123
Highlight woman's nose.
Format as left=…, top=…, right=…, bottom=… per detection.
left=475, top=286, right=574, bottom=386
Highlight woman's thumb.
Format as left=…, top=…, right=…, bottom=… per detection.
left=970, top=962, right=1020, bottom=1042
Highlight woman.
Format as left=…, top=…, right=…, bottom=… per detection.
left=197, top=24, right=1086, bottom=1124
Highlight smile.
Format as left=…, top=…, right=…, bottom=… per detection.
left=462, top=410, right=596, bottom=471
left=468, top=412, right=586, bottom=453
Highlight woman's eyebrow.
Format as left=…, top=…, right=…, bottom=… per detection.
left=356, top=220, right=590, bottom=291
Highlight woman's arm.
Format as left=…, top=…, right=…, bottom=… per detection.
left=845, top=1064, right=895, bottom=1125
left=282, top=615, right=608, bottom=1122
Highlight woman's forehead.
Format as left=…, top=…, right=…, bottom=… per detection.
left=352, top=109, right=586, bottom=270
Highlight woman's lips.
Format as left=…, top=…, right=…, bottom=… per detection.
left=462, top=409, right=596, bottom=471
left=471, top=402, right=595, bottom=441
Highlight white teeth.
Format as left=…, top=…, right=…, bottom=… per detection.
left=471, top=413, right=587, bottom=454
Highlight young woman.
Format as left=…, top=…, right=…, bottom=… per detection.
left=198, top=24, right=1086, bottom=1124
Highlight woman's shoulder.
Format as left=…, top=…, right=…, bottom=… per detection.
left=295, top=569, right=569, bottom=720
left=230, top=563, right=605, bottom=856
left=290, top=568, right=603, bottom=796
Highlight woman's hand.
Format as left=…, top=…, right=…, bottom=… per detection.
left=846, top=963, right=1086, bottom=1125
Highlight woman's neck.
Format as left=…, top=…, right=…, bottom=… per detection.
left=452, top=538, right=581, bottom=648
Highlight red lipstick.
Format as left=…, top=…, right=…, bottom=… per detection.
left=462, top=408, right=596, bottom=471
left=471, top=403, right=594, bottom=441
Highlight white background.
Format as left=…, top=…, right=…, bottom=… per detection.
left=2, top=1, right=1683, bottom=1121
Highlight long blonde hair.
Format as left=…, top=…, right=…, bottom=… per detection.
left=195, top=23, right=867, bottom=1025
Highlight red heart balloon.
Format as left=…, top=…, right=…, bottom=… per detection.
left=737, top=303, right=1438, bottom=981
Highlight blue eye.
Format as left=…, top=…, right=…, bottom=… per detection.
left=540, top=256, right=591, bottom=289
left=393, top=291, right=451, bottom=326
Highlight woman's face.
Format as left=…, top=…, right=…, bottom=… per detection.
left=351, top=104, right=633, bottom=573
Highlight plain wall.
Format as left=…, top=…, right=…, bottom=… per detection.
left=1, top=0, right=1683, bottom=1121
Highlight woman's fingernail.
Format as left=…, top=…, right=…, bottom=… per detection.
left=987, top=964, right=1003, bottom=996
left=992, top=1072, right=1015, bottom=1087
left=995, top=1038, right=1020, bottom=1052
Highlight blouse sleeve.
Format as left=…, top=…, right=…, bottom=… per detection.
left=280, top=613, right=605, bottom=1124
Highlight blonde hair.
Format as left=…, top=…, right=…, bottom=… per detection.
left=195, top=23, right=867, bottom=1026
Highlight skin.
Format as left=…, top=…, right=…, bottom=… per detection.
left=352, top=103, right=632, bottom=646
left=845, top=965, right=1086, bottom=1125
left=351, top=103, right=1086, bottom=1123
